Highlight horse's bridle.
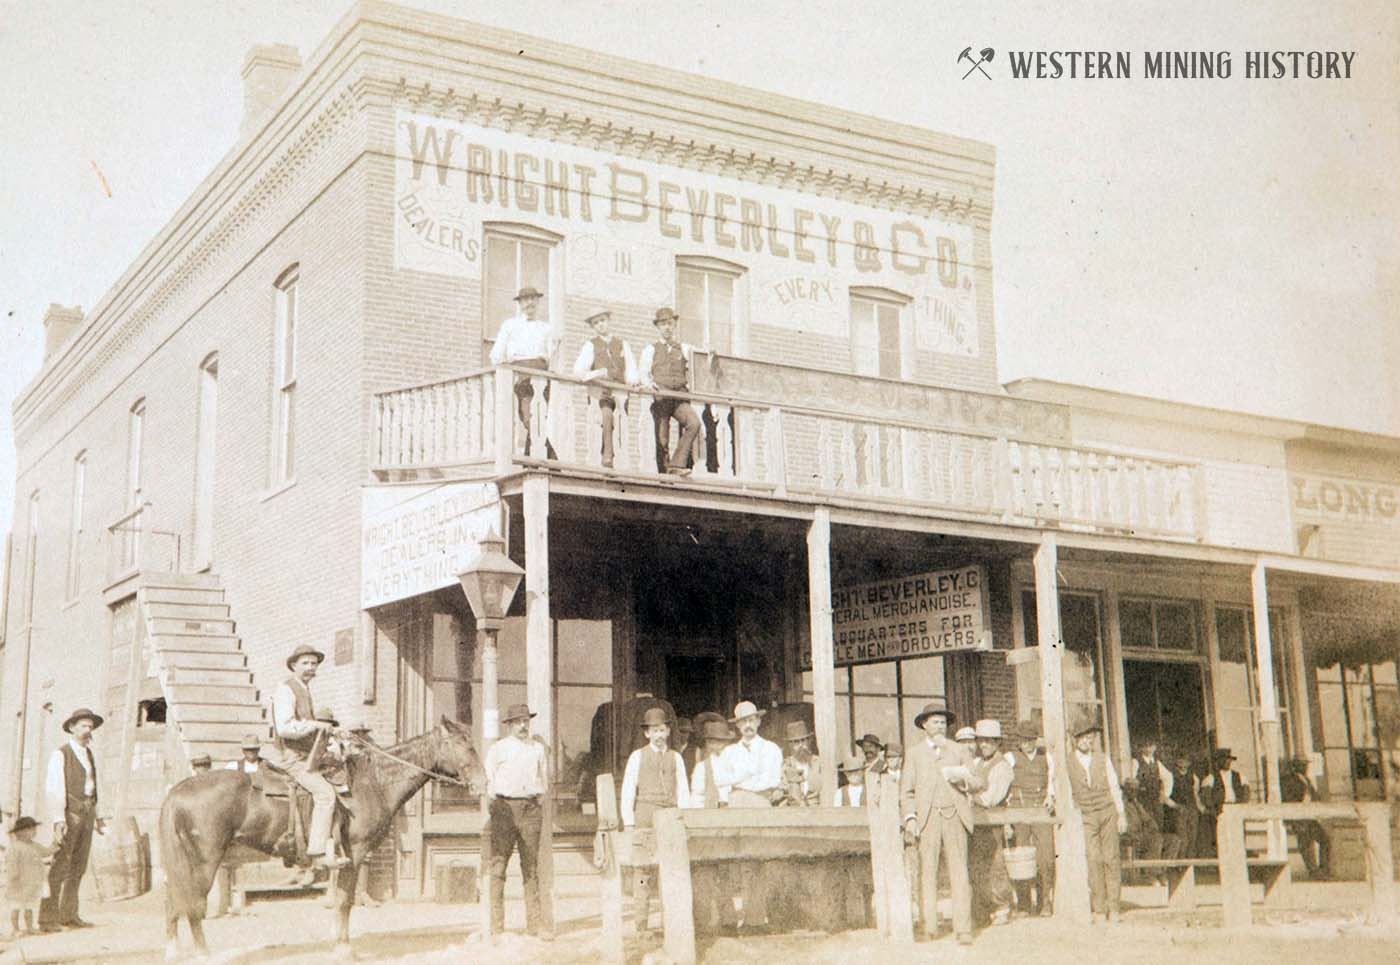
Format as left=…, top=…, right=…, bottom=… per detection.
left=342, top=732, right=471, bottom=788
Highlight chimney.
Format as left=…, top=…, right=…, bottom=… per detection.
left=42, top=304, right=84, bottom=361
left=240, top=44, right=302, bottom=140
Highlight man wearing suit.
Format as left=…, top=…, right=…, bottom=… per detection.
left=900, top=699, right=985, bottom=945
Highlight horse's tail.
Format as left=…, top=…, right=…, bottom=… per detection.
left=159, top=792, right=206, bottom=920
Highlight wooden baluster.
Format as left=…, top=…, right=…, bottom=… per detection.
left=1136, top=460, right=1151, bottom=531
left=1065, top=450, right=1083, bottom=521
left=969, top=438, right=987, bottom=509
left=637, top=391, right=655, bottom=474
left=1114, top=457, right=1130, bottom=526
left=494, top=369, right=516, bottom=474
left=402, top=391, right=416, bottom=467
left=847, top=422, right=865, bottom=492
left=766, top=407, right=787, bottom=496
left=374, top=396, right=386, bottom=467
left=738, top=406, right=758, bottom=482
left=900, top=428, right=919, bottom=500
left=930, top=434, right=947, bottom=505
left=949, top=436, right=966, bottom=505
left=713, top=402, right=733, bottom=478
left=555, top=380, right=576, bottom=464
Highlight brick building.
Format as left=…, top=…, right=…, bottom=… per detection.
left=3, top=1, right=1397, bottom=898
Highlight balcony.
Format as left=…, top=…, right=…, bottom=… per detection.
left=372, top=365, right=1206, bottom=542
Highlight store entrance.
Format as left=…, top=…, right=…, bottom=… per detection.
left=665, top=652, right=729, bottom=721
left=1124, top=659, right=1208, bottom=759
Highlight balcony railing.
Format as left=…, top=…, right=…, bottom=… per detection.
left=373, top=365, right=1205, bottom=541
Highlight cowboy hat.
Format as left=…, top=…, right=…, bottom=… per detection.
left=285, top=644, right=325, bottom=671
left=783, top=720, right=814, bottom=742
left=1212, top=747, right=1237, bottom=763
left=974, top=719, right=1002, bottom=740
left=501, top=703, right=537, bottom=724
left=316, top=708, right=340, bottom=727
left=9, top=816, right=38, bottom=834
left=1069, top=706, right=1104, bottom=738
left=856, top=733, right=885, bottom=750
left=514, top=286, right=544, bottom=302
left=240, top=734, right=262, bottom=750
left=62, top=707, right=104, bottom=733
left=1013, top=721, right=1040, bottom=742
left=640, top=707, right=669, bottom=728
left=729, top=700, right=766, bottom=723
left=702, top=720, right=735, bottom=742
left=584, top=310, right=611, bottom=326
left=913, top=699, right=954, bottom=729
left=652, top=307, right=680, bottom=325
left=954, top=726, right=977, bottom=742
left=884, top=741, right=904, bottom=758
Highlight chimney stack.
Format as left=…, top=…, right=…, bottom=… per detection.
left=240, top=44, right=302, bottom=140
left=42, top=304, right=84, bottom=361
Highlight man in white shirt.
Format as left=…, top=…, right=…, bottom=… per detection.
left=1064, top=714, right=1127, bottom=923
left=690, top=720, right=735, bottom=807
left=834, top=756, right=868, bottom=806
left=39, top=707, right=106, bottom=931
left=619, top=708, right=691, bottom=935
left=270, top=644, right=344, bottom=871
left=636, top=307, right=702, bottom=475
left=482, top=703, right=552, bottom=939
left=491, top=286, right=558, bottom=459
left=1128, top=738, right=1175, bottom=863
left=969, top=719, right=1015, bottom=926
left=572, top=310, right=637, bottom=468
left=718, top=701, right=784, bottom=808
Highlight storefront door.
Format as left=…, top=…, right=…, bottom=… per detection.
left=1123, top=659, right=1207, bottom=759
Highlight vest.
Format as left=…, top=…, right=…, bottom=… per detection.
left=1066, top=750, right=1115, bottom=815
left=1169, top=766, right=1194, bottom=807
left=636, top=748, right=678, bottom=809
left=60, top=743, right=96, bottom=806
left=1009, top=748, right=1049, bottom=804
left=1136, top=757, right=1163, bottom=812
left=276, top=676, right=317, bottom=756
left=591, top=336, right=628, bottom=383
left=650, top=341, right=689, bottom=390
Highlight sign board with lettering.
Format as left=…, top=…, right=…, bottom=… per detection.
left=801, top=565, right=991, bottom=668
left=361, top=482, right=506, bottom=609
left=1289, top=473, right=1400, bottom=568
left=395, top=110, right=980, bottom=356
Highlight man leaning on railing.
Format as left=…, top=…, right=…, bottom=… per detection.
left=490, top=286, right=559, bottom=459
left=637, top=307, right=702, bottom=476
left=572, top=310, right=637, bottom=469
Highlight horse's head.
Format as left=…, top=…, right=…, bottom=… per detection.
left=435, top=717, right=486, bottom=794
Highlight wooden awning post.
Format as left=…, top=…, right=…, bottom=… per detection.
left=1250, top=562, right=1285, bottom=856
left=1034, top=535, right=1090, bottom=922
left=523, top=474, right=555, bottom=930
left=807, top=507, right=838, bottom=805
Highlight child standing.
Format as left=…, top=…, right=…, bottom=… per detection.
left=7, top=816, right=54, bottom=935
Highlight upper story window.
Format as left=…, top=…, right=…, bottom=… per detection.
left=126, top=400, right=145, bottom=509
left=272, top=266, right=298, bottom=485
left=66, top=451, right=86, bottom=599
left=1119, top=598, right=1200, bottom=652
left=676, top=256, right=747, bottom=354
left=849, top=287, right=912, bottom=381
left=483, top=224, right=560, bottom=343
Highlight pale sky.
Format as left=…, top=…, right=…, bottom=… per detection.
left=2, top=0, right=1397, bottom=538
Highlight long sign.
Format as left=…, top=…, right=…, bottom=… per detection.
left=361, top=482, right=505, bottom=609
left=394, top=110, right=981, bottom=356
left=802, top=565, right=990, bottom=668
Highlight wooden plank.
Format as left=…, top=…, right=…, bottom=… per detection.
left=1250, top=563, right=1285, bottom=858
left=677, top=807, right=871, bottom=830
left=596, top=776, right=624, bottom=963
left=656, top=809, right=697, bottom=965
left=1360, top=802, right=1398, bottom=927
left=1224, top=803, right=1372, bottom=821
left=1218, top=810, right=1252, bottom=929
left=807, top=507, right=838, bottom=806
left=115, top=594, right=149, bottom=823
left=479, top=792, right=494, bottom=939
left=869, top=778, right=913, bottom=941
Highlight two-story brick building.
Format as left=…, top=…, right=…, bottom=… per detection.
left=3, top=1, right=1396, bottom=898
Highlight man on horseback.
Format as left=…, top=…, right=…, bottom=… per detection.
left=270, top=644, right=348, bottom=871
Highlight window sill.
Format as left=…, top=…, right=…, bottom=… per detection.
left=260, top=477, right=297, bottom=503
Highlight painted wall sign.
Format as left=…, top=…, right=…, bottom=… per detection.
left=395, top=110, right=980, bottom=355
left=801, top=565, right=991, bottom=668
left=361, top=482, right=505, bottom=609
left=1289, top=471, right=1400, bottom=567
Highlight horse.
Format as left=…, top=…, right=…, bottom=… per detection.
left=159, top=716, right=484, bottom=959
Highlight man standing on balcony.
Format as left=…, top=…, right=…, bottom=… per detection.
left=572, top=310, right=636, bottom=469
left=38, top=708, right=106, bottom=931
left=637, top=307, right=702, bottom=476
left=490, top=286, right=558, bottom=459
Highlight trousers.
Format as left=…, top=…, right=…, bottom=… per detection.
left=285, top=759, right=336, bottom=856
left=39, top=799, right=95, bottom=927
left=489, top=797, right=544, bottom=933
left=916, top=811, right=971, bottom=938
left=970, top=826, right=1013, bottom=921
left=1082, top=807, right=1122, bottom=915
left=650, top=397, right=701, bottom=472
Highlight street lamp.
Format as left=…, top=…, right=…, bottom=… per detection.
left=457, top=529, right=524, bottom=744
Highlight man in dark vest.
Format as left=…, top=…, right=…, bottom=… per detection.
left=1064, top=711, right=1127, bottom=924
left=620, top=707, right=691, bottom=935
left=1164, top=749, right=1201, bottom=859
left=637, top=307, right=702, bottom=475
left=1280, top=756, right=1330, bottom=879
left=270, top=644, right=345, bottom=871
left=572, top=310, right=637, bottom=468
left=39, top=707, right=107, bottom=930
left=1006, top=721, right=1055, bottom=915
left=1198, top=748, right=1249, bottom=856
left=1128, top=738, right=1172, bottom=868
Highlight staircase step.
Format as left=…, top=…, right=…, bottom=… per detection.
left=141, top=586, right=226, bottom=606
left=166, top=683, right=259, bottom=705
left=150, top=616, right=235, bottom=636
left=146, top=602, right=231, bottom=620
left=150, top=633, right=242, bottom=653
left=179, top=721, right=270, bottom=743
left=170, top=704, right=266, bottom=724
left=165, top=667, right=253, bottom=686
left=158, top=650, right=247, bottom=670
left=142, top=571, right=223, bottom=590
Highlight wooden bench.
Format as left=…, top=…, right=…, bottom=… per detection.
left=1120, top=857, right=1290, bottom=910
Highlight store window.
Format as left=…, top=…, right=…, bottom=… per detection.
left=801, top=655, right=945, bottom=753
left=849, top=288, right=910, bottom=380
left=676, top=257, right=745, bottom=354
left=271, top=267, right=298, bottom=485
left=1021, top=590, right=1109, bottom=732
left=1316, top=659, right=1399, bottom=800
left=482, top=224, right=558, bottom=342
left=1213, top=606, right=1295, bottom=794
left=1121, top=598, right=1199, bottom=652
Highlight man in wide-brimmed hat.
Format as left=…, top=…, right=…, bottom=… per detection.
left=572, top=309, right=637, bottom=468
left=637, top=306, right=702, bottom=475
left=620, top=707, right=691, bottom=935
left=968, top=719, right=1014, bottom=927
left=779, top=719, right=823, bottom=806
left=226, top=734, right=265, bottom=775
left=834, top=755, right=869, bottom=807
left=1005, top=720, right=1055, bottom=915
left=39, top=707, right=106, bottom=930
left=490, top=285, right=559, bottom=459
left=1064, top=709, right=1127, bottom=923
left=718, top=700, right=783, bottom=929
left=689, top=719, right=735, bottom=808
left=900, top=698, right=983, bottom=945
left=270, top=644, right=345, bottom=873
left=483, top=702, right=552, bottom=939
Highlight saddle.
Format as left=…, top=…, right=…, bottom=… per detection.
left=259, top=760, right=352, bottom=868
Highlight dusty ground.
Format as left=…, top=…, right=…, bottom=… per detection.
left=1, top=882, right=1396, bottom=964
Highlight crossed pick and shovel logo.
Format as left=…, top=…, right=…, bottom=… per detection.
left=959, top=46, right=995, bottom=79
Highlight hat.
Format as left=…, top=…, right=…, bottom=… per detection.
left=1013, top=721, right=1040, bottom=742
left=954, top=726, right=977, bottom=742
left=913, top=699, right=955, bottom=729
left=285, top=644, right=325, bottom=671
left=856, top=733, right=884, bottom=751
left=240, top=734, right=262, bottom=750
left=641, top=707, right=669, bottom=729
left=884, top=741, right=904, bottom=758
left=783, top=720, right=814, bottom=742
left=653, top=307, right=679, bottom=325
left=839, top=754, right=867, bottom=773
left=347, top=721, right=373, bottom=735
left=584, top=310, right=611, bottom=327
left=514, top=286, right=544, bottom=302
left=9, top=817, right=38, bottom=834
left=1070, top=707, right=1104, bottom=738
left=62, top=708, right=104, bottom=733
left=316, top=708, right=340, bottom=727
left=974, top=719, right=1002, bottom=740
left=1212, top=747, right=1236, bottom=763
left=501, top=703, right=537, bottom=724
left=190, top=753, right=212, bottom=767
left=729, top=700, right=766, bottom=723
left=702, top=720, right=735, bottom=742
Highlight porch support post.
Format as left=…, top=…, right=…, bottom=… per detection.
left=1250, top=561, right=1285, bottom=855
left=1034, top=534, right=1090, bottom=922
left=523, top=473, right=555, bottom=928
left=807, top=507, right=838, bottom=805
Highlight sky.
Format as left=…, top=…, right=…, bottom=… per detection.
left=1, top=0, right=1397, bottom=539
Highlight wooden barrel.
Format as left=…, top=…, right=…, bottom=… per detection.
left=90, top=816, right=152, bottom=902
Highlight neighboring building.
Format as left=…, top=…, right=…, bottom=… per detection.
left=2, top=1, right=1396, bottom=897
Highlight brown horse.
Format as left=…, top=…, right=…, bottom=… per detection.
left=159, top=717, right=483, bottom=959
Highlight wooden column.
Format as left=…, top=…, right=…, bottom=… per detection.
left=807, top=507, right=838, bottom=805
left=1360, top=802, right=1399, bottom=928
left=1034, top=535, right=1090, bottom=922
left=523, top=474, right=555, bottom=929
left=1218, top=807, right=1252, bottom=929
left=1250, top=562, right=1284, bottom=855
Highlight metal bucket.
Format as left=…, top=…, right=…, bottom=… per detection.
left=1003, top=845, right=1039, bottom=881
left=91, top=816, right=152, bottom=901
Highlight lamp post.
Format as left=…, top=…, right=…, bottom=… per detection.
left=457, top=529, right=525, bottom=745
